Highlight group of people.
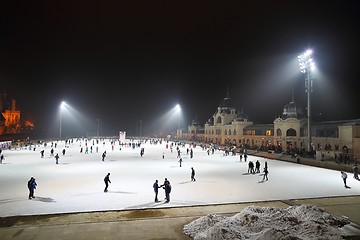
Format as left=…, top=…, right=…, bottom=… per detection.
left=153, top=178, right=172, bottom=203
left=247, top=160, right=261, bottom=174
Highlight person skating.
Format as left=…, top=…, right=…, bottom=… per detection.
left=27, top=177, right=37, bottom=199
left=191, top=167, right=196, bottom=181
left=255, top=160, right=261, bottom=173
left=262, top=165, right=269, bottom=181
left=353, top=164, right=359, bottom=180
left=104, top=173, right=111, bottom=192
left=102, top=151, right=107, bottom=161
left=341, top=171, right=350, bottom=188
left=153, top=179, right=160, bottom=202
left=160, top=178, right=171, bottom=203
left=178, top=158, right=183, bottom=167
left=54, top=153, right=60, bottom=164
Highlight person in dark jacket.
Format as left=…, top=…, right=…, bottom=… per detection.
left=191, top=167, right=196, bottom=181
left=28, top=177, right=37, bottom=199
left=160, top=178, right=171, bottom=203
left=104, top=173, right=111, bottom=192
left=102, top=151, right=107, bottom=161
left=153, top=179, right=160, bottom=202
left=54, top=153, right=60, bottom=164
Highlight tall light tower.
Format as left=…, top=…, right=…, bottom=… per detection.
left=298, top=49, right=315, bottom=152
left=59, top=101, right=66, bottom=139
left=175, top=104, right=181, bottom=139
left=139, top=120, right=142, bottom=138
left=97, top=119, right=100, bottom=137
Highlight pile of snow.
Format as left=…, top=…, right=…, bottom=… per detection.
left=183, top=204, right=350, bottom=240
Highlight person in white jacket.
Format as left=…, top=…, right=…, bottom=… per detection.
left=341, top=171, right=350, bottom=188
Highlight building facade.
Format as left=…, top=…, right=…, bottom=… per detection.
left=0, top=91, right=21, bottom=135
left=181, top=93, right=360, bottom=161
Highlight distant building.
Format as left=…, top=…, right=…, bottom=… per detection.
left=181, top=91, right=360, bottom=161
left=0, top=91, right=21, bottom=135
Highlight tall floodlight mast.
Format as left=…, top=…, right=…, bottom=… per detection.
left=298, top=49, right=315, bottom=153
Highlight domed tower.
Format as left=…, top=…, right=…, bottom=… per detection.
left=281, top=100, right=304, bottom=120
left=212, top=89, right=237, bottom=125
left=188, top=116, right=204, bottom=139
left=235, top=108, right=249, bottom=122
left=274, top=92, right=306, bottom=150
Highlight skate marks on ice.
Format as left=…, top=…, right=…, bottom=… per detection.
left=72, top=190, right=137, bottom=197
left=31, top=196, right=56, bottom=203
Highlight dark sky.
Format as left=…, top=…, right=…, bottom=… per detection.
left=1, top=0, right=359, bottom=137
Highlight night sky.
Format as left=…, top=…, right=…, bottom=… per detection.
left=1, top=1, right=359, bottom=137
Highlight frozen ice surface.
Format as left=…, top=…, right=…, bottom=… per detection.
left=0, top=138, right=359, bottom=217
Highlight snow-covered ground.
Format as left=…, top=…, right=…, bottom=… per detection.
left=0, top=138, right=359, bottom=218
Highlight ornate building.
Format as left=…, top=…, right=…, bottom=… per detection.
left=182, top=92, right=360, bottom=160
left=0, top=91, right=21, bottom=135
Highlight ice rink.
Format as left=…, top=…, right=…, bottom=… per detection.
left=0, top=138, right=359, bottom=217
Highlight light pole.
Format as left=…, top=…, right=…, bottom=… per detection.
left=298, top=49, right=315, bottom=152
left=139, top=120, right=142, bottom=138
left=59, top=101, right=66, bottom=139
left=97, top=119, right=100, bottom=137
left=175, top=104, right=181, bottom=139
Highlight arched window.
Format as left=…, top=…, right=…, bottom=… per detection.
left=217, top=116, right=222, bottom=124
left=233, top=129, right=236, bottom=135
left=224, top=129, right=227, bottom=135
left=277, top=128, right=282, bottom=137
left=286, top=128, right=297, bottom=136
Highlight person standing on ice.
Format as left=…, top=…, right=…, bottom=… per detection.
left=191, top=167, right=196, bottom=181
left=27, top=177, right=37, bottom=199
left=104, top=173, right=111, bottom=192
left=54, top=153, right=60, bottom=164
left=160, top=178, right=171, bottom=203
left=102, top=151, right=106, bottom=161
left=178, top=158, right=183, bottom=167
left=255, top=160, right=261, bottom=173
left=153, top=179, right=160, bottom=202
left=262, top=163, right=268, bottom=181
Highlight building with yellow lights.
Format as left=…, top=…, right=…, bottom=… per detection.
left=181, top=92, right=360, bottom=161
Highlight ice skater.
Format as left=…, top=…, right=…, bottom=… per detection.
left=153, top=179, right=160, bottom=202
left=191, top=167, right=196, bottom=181
left=255, top=160, right=261, bottom=173
left=353, top=164, right=359, bottom=180
left=341, top=171, right=350, bottom=188
left=54, top=153, right=60, bottom=164
left=102, top=151, right=107, bottom=161
left=178, top=158, right=183, bottom=167
left=104, top=173, right=111, bottom=192
left=262, top=165, right=268, bottom=181
left=27, top=177, right=37, bottom=199
left=160, top=178, right=171, bottom=203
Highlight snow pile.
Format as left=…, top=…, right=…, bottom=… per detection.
left=183, top=204, right=350, bottom=240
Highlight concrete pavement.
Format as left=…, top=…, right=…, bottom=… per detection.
left=1, top=195, right=360, bottom=240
